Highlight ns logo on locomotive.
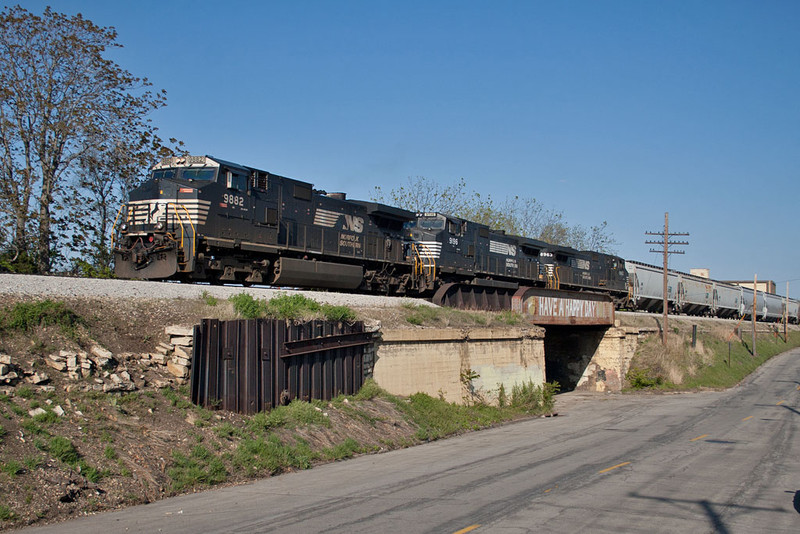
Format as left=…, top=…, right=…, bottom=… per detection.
left=112, top=156, right=799, bottom=322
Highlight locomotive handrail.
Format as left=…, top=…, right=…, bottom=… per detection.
left=165, top=203, right=197, bottom=265
left=411, top=243, right=436, bottom=282
left=545, top=265, right=560, bottom=290
left=110, top=203, right=127, bottom=249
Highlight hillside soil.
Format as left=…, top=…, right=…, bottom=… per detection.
left=0, top=295, right=533, bottom=530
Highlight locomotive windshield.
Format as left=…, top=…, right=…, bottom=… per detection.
left=417, top=216, right=446, bottom=230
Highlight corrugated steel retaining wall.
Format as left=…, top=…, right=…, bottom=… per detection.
left=191, top=319, right=373, bottom=414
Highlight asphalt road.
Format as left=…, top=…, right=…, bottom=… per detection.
left=24, top=349, right=800, bottom=533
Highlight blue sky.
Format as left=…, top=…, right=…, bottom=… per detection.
left=14, top=1, right=800, bottom=296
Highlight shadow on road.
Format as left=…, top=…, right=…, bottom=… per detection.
left=629, top=492, right=786, bottom=534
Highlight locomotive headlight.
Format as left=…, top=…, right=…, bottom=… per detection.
left=155, top=222, right=164, bottom=231
left=120, top=224, right=128, bottom=232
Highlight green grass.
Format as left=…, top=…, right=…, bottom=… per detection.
left=168, top=445, right=227, bottom=492
left=353, top=379, right=384, bottom=401
left=32, top=409, right=59, bottom=425
left=233, top=434, right=314, bottom=475
left=48, top=436, right=79, bottom=465
left=229, top=292, right=357, bottom=322
left=0, top=299, right=85, bottom=336
left=681, top=331, right=800, bottom=389
left=0, top=460, right=24, bottom=477
left=402, top=303, right=442, bottom=325
left=510, top=381, right=559, bottom=413
left=213, top=422, right=246, bottom=440
left=0, top=504, right=16, bottom=522
left=248, top=400, right=330, bottom=432
left=391, top=392, right=510, bottom=441
left=161, top=387, right=193, bottom=410
left=320, top=438, right=366, bottom=461
left=627, top=330, right=800, bottom=391
left=17, top=385, right=35, bottom=399
left=201, top=290, right=218, bottom=306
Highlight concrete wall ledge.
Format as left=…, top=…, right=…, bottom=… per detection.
left=381, top=327, right=544, bottom=343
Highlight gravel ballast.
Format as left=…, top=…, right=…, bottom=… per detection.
left=0, top=273, right=436, bottom=308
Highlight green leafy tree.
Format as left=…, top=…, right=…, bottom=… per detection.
left=0, top=5, right=170, bottom=273
left=372, top=177, right=617, bottom=253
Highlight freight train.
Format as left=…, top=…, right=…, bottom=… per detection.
left=112, top=155, right=798, bottom=323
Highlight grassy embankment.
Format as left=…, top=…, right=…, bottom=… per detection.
left=627, top=320, right=800, bottom=390
left=0, top=295, right=557, bottom=526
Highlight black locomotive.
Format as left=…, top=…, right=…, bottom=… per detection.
left=113, top=156, right=630, bottom=304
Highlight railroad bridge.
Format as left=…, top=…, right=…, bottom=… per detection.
left=373, top=288, right=640, bottom=404
left=188, top=289, right=641, bottom=413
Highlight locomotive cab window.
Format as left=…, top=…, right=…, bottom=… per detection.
left=226, top=171, right=248, bottom=191
left=182, top=168, right=217, bottom=182
left=418, top=217, right=445, bottom=230
left=556, top=253, right=569, bottom=263
left=152, top=169, right=176, bottom=180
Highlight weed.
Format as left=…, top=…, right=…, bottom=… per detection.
left=23, top=455, right=43, bottom=470
left=0, top=300, right=84, bottom=337
left=320, top=304, right=357, bottom=322
left=20, top=419, right=48, bottom=436
left=233, top=434, right=313, bottom=475
left=354, top=379, right=385, bottom=401
left=48, top=436, right=79, bottom=465
left=321, top=438, right=363, bottom=461
left=495, top=310, right=523, bottom=325
left=161, top=387, right=192, bottom=410
left=248, top=400, right=330, bottom=432
left=391, top=392, right=509, bottom=441
left=1, top=460, right=24, bottom=476
left=17, top=385, right=34, bottom=399
left=229, top=293, right=267, bottom=319
left=32, top=410, right=59, bottom=425
left=626, top=367, right=666, bottom=389
left=168, top=446, right=226, bottom=492
left=510, top=381, right=559, bottom=413
left=104, top=446, right=118, bottom=460
left=214, top=422, right=245, bottom=440
left=201, top=290, right=218, bottom=307
left=0, top=504, right=16, bottom=522
left=402, top=303, right=441, bottom=325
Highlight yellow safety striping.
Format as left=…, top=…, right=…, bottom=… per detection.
left=452, top=525, right=481, bottom=534
left=776, top=400, right=786, bottom=406
left=690, top=434, right=709, bottom=442
left=741, top=416, right=754, bottom=421
left=598, top=461, right=631, bottom=474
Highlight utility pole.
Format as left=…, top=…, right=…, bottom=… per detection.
left=785, top=282, right=789, bottom=342
left=752, top=274, right=758, bottom=357
left=646, top=212, right=689, bottom=345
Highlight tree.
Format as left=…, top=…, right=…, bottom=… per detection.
left=371, top=177, right=618, bottom=253
left=0, top=5, right=168, bottom=273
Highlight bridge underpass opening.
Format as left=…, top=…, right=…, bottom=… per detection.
left=543, top=325, right=609, bottom=391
